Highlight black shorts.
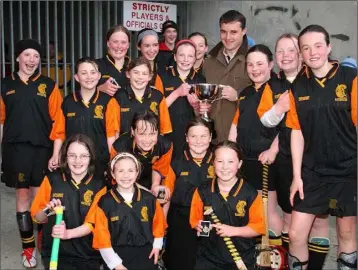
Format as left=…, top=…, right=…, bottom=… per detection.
left=241, top=159, right=278, bottom=191
left=293, top=167, right=357, bottom=217
left=1, top=143, right=51, bottom=189
left=42, top=257, right=101, bottom=270
left=275, top=154, right=293, bottom=214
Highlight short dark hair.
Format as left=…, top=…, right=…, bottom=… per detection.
left=246, top=44, right=273, bottom=62
left=131, top=110, right=159, bottom=133
left=106, top=25, right=131, bottom=42
left=188, top=32, right=208, bottom=46
left=127, top=56, right=152, bottom=74
left=75, top=57, right=99, bottom=74
left=59, top=134, right=97, bottom=175
left=219, top=10, right=246, bottom=29
left=185, top=116, right=213, bottom=135
left=298, top=24, right=330, bottom=48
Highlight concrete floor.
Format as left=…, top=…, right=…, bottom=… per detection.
left=0, top=183, right=356, bottom=269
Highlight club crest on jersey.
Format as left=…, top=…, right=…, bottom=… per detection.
left=18, top=173, right=25, bottom=182
left=335, top=84, right=347, bottom=101
left=37, top=84, right=47, bottom=97
left=149, top=101, right=158, bottom=115
left=140, top=206, right=149, bottom=222
left=81, top=190, right=94, bottom=206
left=94, top=105, right=104, bottom=119
left=207, top=165, right=215, bottom=178
left=235, top=200, right=247, bottom=217
left=329, top=199, right=338, bottom=209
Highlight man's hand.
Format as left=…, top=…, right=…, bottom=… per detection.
left=97, top=77, right=120, bottom=96
left=221, top=86, right=238, bottom=102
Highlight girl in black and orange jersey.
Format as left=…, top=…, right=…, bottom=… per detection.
left=189, top=140, right=265, bottom=270
left=158, top=39, right=206, bottom=158
left=188, top=32, right=209, bottom=76
left=49, top=57, right=120, bottom=179
left=97, top=25, right=131, bottom=96
left=286, top=25, right=357, bottom=270
left=31, top=134, right=106, bottom=270
left=92, top=152, right=167, bottom=270
left=0, top=39, right=63, bottom=268
left=137, top=28, right=165, bottom=89
left=110, top=110, right=173, bottom=201
left=163, top=117, right=214, bottom=270
left=115, top=56, right=172, bottom=136
left=228, top=45, right=283, bottom=248
left=257, top=34, right=330, bottom=269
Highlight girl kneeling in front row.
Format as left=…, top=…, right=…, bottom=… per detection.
left=92, top=152, right=167, bottom=270
left=190, top=140, right=265, bottom=270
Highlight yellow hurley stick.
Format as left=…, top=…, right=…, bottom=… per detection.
left=204, top=207, right=247, bottom=270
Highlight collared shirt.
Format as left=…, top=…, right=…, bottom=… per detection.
left=96, top=54, right=130, bottom=87
left=223, top=48, right=239, bottom=64
left=114, top=85, right=172, bottom=135
left=0, top=72, right=62, bottom=147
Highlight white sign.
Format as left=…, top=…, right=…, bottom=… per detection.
left=123, top=1, right=177, bottom=32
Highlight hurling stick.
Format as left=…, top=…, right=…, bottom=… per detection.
left=49, top=206, right=64, bottom=270
left=205, top=207, right=247, bottom=270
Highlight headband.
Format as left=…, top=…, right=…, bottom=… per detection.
left=110, top=152, right=140, bottom=172
left=137, top=29, right=158, bottom=45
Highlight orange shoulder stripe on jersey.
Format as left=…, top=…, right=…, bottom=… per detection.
left=30, top=176, right=52, bottom=221
left=48, top=84, right=63, bottom=122
left=247, top=194, right=265, bottom=235
left=189, top=188, right=204, bottom=229
left=351, top=77, right=357, bottom=126
left=154, top=74, right=164, bottom=95
left=232, top=108, right=240, bottom=125
left=159, top=98, right=172, bottom=135
left=162, top=166, right=176, bottom=194
left=152, top=200, right=167, bottom=238
left=152, top=143, right=173, bottom=177
left=92, top=206, right=112, bottom=249
left=49, top=108, right=66, bottom=141
left=285, top=90, right=301, bottom=130
left=257, top=83, right=274, bottom=119
left=105, top=98, right=120, bottom=138
left=0, top=97, right=5, bottom=124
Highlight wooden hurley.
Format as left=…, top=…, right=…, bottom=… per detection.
left=259, top=164, right=271, bottom=268
left=204, top=207, right=247, bottom=270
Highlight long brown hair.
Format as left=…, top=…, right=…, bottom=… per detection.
left=59, top=134, right=96, bottom=175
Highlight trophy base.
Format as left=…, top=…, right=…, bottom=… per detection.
left=202, top=116, right=213, bottom=122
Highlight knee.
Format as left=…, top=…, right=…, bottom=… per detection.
left=289, top=227, right=306, bottom=245
left=312, top=216, right=329, bottom=231
left=338, top=227, right=355, bottom=241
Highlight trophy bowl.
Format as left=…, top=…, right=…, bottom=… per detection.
left=190, top=83, right=224, bottom=122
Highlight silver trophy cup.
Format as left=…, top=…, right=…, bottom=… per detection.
left=190, top=83, right=224, bottom=122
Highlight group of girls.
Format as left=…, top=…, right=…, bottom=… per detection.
left=1, top=20, right=356, bottom=270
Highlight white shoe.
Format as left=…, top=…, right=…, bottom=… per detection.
left=22, top=247, right=37, bottom=268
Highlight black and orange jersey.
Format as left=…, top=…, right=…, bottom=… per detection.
left=30, top=170, right=105, bottom=261
left=159, top=65, right=206, bottom=156
left=50, top=90, right=120, bottom=165
left=110, top=133, right=173, bottom=189
left=189, top=178, right=265, bottom=266
left=97, top=54, right=130, bottom=87
left=257, top=75, right=292, bottom=157
left=92, top=184, right=167, bottom=250
left=114, top=85, right=172, bottom=135
left=170, top=147, right=214, bottom=208
left=232, top=82, right=278, bottom=160
left=286, top=62, right=357, bottom=179
left=0, top=72, right=62, bottom=147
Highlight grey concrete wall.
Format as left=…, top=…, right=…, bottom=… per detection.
left=188, top=1, right=357, bottom=61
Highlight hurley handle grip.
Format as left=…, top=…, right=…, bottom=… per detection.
left=49, top=206, right=64, bottom=270
left=207, top=209, right=247, bottom=270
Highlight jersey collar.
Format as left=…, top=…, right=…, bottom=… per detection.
left=210, top=177, right=244, bottom=198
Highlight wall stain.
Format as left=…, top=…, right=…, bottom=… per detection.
left=254, top=6, right=288, bottom=16
left=331, top=34, right=350, bottom=41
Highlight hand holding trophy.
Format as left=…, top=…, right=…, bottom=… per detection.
left=189, top=83, right=225, bottom=122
